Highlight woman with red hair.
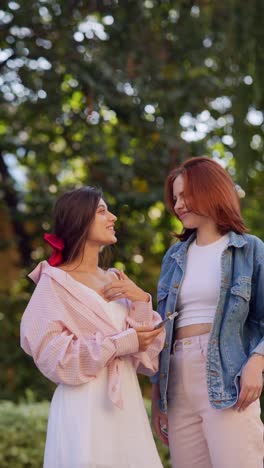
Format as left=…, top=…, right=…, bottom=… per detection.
left=151, top=156, right=264, bottom=467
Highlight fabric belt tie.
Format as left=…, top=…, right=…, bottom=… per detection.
left=108, top=358, right=124, bottom=409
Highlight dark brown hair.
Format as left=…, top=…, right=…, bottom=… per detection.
left=53, top=186, right=102, bottom=263
left=165, top=156, right=247, bottom=240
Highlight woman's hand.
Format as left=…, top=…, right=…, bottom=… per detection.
left=103, top=271, right=149, bottom=303
left=235, top=354, right=264, bottom=411
left=151, top=383, right=169, bottom=446
left=136, top=327, right=164, bottom=352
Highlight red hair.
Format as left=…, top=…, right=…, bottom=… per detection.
left=165, top=156, right=247, bottom=240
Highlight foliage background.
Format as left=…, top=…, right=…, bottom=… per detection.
left=0, top=0, right=263, bottom=465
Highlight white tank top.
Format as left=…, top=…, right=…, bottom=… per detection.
left=175, top=235, right=229, bottom=328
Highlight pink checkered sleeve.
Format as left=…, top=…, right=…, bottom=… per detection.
left=126, top=295, right=156, bottom=329
left=124, top=297, right=166, bottom=375
left=126, top=295, right=162, bottom=330
left=21, top=318, right=139, bottom=385
left=20, top=277, right=139, bottom=386
left=132, top=325, right=165, bottom=376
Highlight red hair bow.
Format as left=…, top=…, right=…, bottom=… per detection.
left=43, top=233, right=64, bottom=266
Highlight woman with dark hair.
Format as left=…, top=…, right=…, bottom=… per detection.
left=20, top=187, right=165, bottom=468
left=151, top=157, right=264, bottom=468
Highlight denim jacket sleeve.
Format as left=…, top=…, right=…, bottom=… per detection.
left=149, top=242, right=180, bottom=384
left=251, top=237, right=264, bottom=356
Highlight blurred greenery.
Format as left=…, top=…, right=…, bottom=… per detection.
left=0, top=0, right=263, bottom=442
left=1, top=396, right=263, bottom=467
left=0, top=400, right=48, bottom=468
left=0, top=399, right=171, bottom=467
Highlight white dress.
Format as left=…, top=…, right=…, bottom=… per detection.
left=43, top=287, right=163, bottom=468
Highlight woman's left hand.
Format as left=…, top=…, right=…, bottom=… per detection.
left=102, top=271, right=149, bottom=303
left=235, top=354, right=264, bottom=411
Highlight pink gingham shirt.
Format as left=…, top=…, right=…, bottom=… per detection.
left=20, top=261, right=165, bottom=408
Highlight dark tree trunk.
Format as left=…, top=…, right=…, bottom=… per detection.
left=0, top=152, right=32, bottom=267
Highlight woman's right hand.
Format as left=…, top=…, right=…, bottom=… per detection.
left=151, top=383, right=169, bottom=446
left=136, top=327, right=164, bottom=352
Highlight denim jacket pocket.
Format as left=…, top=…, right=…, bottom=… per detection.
left=230, top=276, right=251, bottom=302
left=230, top=277, right=251, bottom=319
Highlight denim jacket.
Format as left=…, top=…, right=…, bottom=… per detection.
left=152, top=231, right=264, bottom=413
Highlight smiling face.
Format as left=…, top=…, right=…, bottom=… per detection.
left=165, top=157, right=247, bottom=240
left=172, top=175, right=209, bottom=230
left=87, top=198, right=117, bottom=246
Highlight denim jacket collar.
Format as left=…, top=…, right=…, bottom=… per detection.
left=170, top=231, right=248, bottom=266
left=228, top=231, right=248, bottom=248
left=170, top=233, right=195, bottom=269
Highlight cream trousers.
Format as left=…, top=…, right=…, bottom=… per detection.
left=167, top=333, right=263, bottom=468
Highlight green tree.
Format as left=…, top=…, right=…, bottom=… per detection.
left=0, top=0, right=263, bottom=400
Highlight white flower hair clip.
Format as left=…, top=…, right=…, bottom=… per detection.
left=234, top=184, right=246, bottom=199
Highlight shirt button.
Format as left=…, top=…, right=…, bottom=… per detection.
left=173, top=282, right=179, bottom=288
left=164, top=342, right=169, bottom=349
left=166, top=311, right=172, bottom=317
left=160, top=373, right=166, bottom=379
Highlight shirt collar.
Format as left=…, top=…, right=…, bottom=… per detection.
left=170, top=231, right=247, bottom=261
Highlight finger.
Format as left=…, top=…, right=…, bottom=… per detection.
left=160, top=429, right=169, bottom=446
left=152, top=327, right=164, bottom=335
left=154, top=419, right=168, bottom=446
left=235, top=389, right=248, bottom=410
left=102, top=286, right=125, bottom=299
left=147, top=328, right=164, bottom=337
left=103, top=286, right=125, bottom=297
left=239, top=397, right=255, bottom=411
left=136, top=329, right=159, bottom=337
left=157, top=420, right=169, bottom=446
left=243, top=393, right=260, bottom=408
left=119, top=270, right=127, bottom=280
left=135, top=327, right=149, bottom=332
left=157, top=431, right=169, bottom=446
left=236, top=390, right=255, bottom=411
left=103, top=282, right=123, bottom=293
left=120, top=270, right=129, bottom=279
left=140, top=327, right=164, bottom=334
left=243, top=390, right=261, bottom=409
left=106, top=293, right=126, bottom=302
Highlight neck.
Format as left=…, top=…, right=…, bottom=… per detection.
left=196, top=220, right=222, bottom=246
left=65, top=244, right=100, bottom=273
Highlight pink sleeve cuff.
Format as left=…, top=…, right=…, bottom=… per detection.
left=126, top=294, right=154, bottom=329
left=112, top=328, right=139, bottom=357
